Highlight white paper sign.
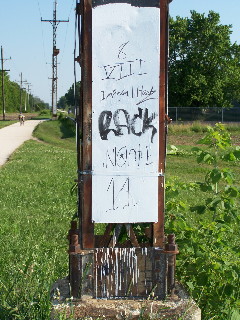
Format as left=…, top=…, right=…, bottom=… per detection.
left=92, top=3, right=160, bottom=223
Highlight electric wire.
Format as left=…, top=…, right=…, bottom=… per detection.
left=58, top=0, right=75, bottom=64
left=54, top=0, right=75, bottom=104
left=35, top=0, right=51, bottom=80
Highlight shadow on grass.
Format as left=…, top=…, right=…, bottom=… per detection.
left=59, top=117, right=76, bottom=139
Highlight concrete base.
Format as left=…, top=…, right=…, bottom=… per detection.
left=50, top=278, right=201, bottom=320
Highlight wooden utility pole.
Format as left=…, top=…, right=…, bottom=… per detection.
left=1, top=46, right=10, bottom=121
left=41, top=0, right=68, bottom=117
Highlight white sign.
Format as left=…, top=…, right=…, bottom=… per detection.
left=92, top=3, right=160, bottom=223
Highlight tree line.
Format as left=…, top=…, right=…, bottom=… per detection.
left=57, top=81, right=80, bottom=111
left=58, top=11, right=240, bottom=110
left=0, top=72, right=48, bottom=115
left=169, top=10, right=240, bottom=109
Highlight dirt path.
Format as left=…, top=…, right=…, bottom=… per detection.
left=0, top=120, right=45, bottom=166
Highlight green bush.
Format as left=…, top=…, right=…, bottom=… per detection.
left=166, top=124, right=240, bottom=319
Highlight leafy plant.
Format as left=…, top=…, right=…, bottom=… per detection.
left=165, top=123, right=240, bottom=319
left=191, top=123, right=240, bottom=221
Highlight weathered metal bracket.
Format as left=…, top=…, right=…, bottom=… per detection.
left=68, top=221, right=178, bottom=299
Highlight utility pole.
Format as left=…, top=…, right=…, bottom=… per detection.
left=24, top=83, right=32, bottom=112
left=31, top=91, right=34, bottom=112
left=1, top=46, right=10, bottom=121
left=32, top=94, right=35, bottom=112
left=17, top=73, right=27, bottom=113
left=41, top=0, right=68, bottom=117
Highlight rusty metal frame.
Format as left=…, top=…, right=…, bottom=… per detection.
left=71, top=0, right=176, bottom=300
left=153, top=0, right=169, bottom=248
left=78, top=0, right=171, bottom=249
left=79, top=0, right=94, bottom=249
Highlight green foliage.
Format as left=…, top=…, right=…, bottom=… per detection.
left=0, top=72, right=48, bottom=114
left=191, top=123, right=240, bottom=221
left=59, top=81, right=81, bottom=108
left=166, top=123, right=240, bottom=319
left=57, top=96, right=68, bottom=110
left=169, top=11, right=240, bottom=108
left=0, top=120, right=17, bottom=129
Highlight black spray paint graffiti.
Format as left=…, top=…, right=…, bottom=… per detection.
left=103, top=144, right=153, bottom=168
left=117, top=41, right=129, bottom=59
left=101, top=58, right=147, bottom=81
left=106, top=177, right=138, bottom=213
left=101, top=41, right=147, bottom=81
left=95, top=41, right=158, bottom=218
left=98, top=107, right=157, bottom=143
left=101, top=85, right=157, bottom=105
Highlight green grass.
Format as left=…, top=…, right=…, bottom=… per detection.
left=0, top=136, right=77, bottom=318
left=33, top=117, right=76, bottom=151
left=0, top=120, right=17, bottom=128
left=0, top=120, right=239, bottom=319
left=30, top=109, right=52, bottom=120
left=169, top=121, right=240, bottom=135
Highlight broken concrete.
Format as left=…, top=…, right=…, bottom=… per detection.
left=50, top=278, right=201, bottom=320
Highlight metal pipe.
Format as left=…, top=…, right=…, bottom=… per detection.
left=164, top=234, right=179, bottom=295
left=68, top=221, right=81, bottom=298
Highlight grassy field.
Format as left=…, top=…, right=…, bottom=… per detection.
left=33, top=116, right=76, bottom=151
left=0, top=117, right=77, bottom=319
left=0, top=118, right=239, bottom=319
left=0, top=120, right=17, bottom=129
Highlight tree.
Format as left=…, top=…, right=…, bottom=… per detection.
left=57, top=96, right=68, bottom=110
left=169, top=11, right=240, bottom=108
left=60, top=81, right=81, bottom=108
left=0, top=72, right=48, bottom=114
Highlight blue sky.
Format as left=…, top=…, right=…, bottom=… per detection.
left=170, top=0, right=240, bottom=44
left=0, top=0, right=239, bottom=105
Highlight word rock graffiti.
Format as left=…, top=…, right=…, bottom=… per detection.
left=92, top=3, right=160, bottom=223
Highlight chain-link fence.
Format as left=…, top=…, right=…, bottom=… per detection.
left=168, top=107, right=240, bottom=122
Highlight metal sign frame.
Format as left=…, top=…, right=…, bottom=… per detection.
left=78, top=0, right=171, bottom=249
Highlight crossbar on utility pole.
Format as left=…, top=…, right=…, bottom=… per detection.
left=1, top=46, right=10, bottom=121
left=41, top=0, right=68, bottom=117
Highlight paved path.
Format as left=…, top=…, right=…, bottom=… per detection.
left=0, top=120, right=45, bottom=166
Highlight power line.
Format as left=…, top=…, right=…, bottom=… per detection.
left=59, top=10, right=72, bottom=65
left=35, top=0, right=49, bottom=76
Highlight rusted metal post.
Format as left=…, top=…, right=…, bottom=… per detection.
left=73, top=0, right=176, bottom=301
left=153, top=0, right=169, bottom=248
left=68, top=221, right=81, bottom=298
left=165, top=234, right=179, bottom=295
left=79, top=0, right=94, bottom=249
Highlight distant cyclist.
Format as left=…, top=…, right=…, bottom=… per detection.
left=18, top=112, right=25, bottom=126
